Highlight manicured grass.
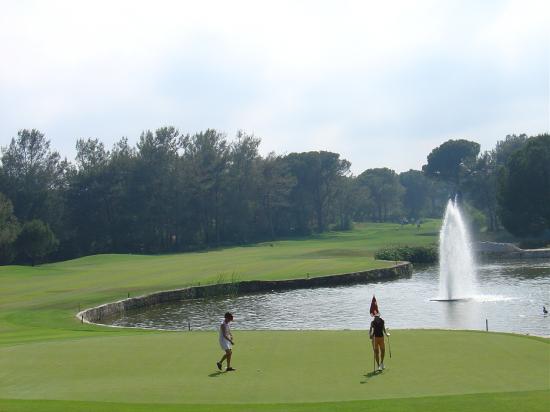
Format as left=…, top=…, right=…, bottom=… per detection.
left=0, top=221, right=440, bottom=344
left=1, top=220, right=548, bottom=411
left=1, top=391, right=549, bottom=412
left=0, top=330, right=548, bottom=406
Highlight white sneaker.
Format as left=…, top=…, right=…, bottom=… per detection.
left=380, top=362, right=385, bottom=370
left=378, top=365, right=382, bottom=371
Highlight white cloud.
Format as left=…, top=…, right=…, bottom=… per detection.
left=0, top=0, right=548, bottom=171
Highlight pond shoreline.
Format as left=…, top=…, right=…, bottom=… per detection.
left=77, top=262, right=412, bottom=325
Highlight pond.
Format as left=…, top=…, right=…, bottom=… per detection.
left=107, top=259, right=550, bottom=336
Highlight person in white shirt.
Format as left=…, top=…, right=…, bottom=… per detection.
left=216, top=312, right=235, bottom=372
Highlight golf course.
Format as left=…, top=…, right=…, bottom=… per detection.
left=1, top=221, right=548, bottom=411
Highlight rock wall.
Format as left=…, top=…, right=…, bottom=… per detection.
left=78, top=262, right=412, bottom=324
left=475, top=242, right=550, bottom=259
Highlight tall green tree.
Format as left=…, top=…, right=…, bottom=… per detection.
left=16, top=219, right=58, bottom=266
left=0, top=129, right=67, bottom=232
left=134, top=127, right=181, bottom=251
left=462, top=134, right=528, bottom=232
left=462, top=152, right=499, bottom=231
left=66, top=138, right=111, bottom=254
left=283, top=151, right=350, bottom=233
left=223, top=132, right=262, bottom=242
left=498, top=134, right=550, bottom=237
left=0, top=193, right=20, bottom=264
left=256, top=153, right=296, bottom=239
left=357, top=168, right=404, bottom=221
left=182, top=129, right=230, bottom=245
left=333, top=175, right=356, bottom=230
left=399, top=170, right=431, bottom=220
left=103, top=137, right=139, bottom=252
left=493, top=134, right=528, bottom=165
left=422, top=139, right=480, bottom=188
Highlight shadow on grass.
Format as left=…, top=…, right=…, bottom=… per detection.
left=360, top=369, right=384, bottom=384
left=208, top=371, right=224, bottom=377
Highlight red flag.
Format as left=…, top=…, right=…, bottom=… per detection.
left=369, top=295, right=379, bottom=317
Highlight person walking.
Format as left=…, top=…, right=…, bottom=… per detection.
left=216, top=312, right=236, bottom=372
left=369, top=311, right=390, bottom=371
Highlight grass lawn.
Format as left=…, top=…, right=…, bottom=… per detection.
left=1, top=391, right=549, bottom=412
left=0, top=331, right=548, bottom=411
left=1, top=220, right=548, bottom=411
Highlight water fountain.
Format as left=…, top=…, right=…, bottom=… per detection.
left=436, top=198, right=477, bottom=300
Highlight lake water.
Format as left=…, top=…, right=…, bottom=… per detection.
left=108, top=259, right=550, bottom=336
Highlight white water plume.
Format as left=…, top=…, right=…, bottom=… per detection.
left=438, top=198, right=477, bottom=300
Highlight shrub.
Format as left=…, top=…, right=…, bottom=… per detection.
left=375, top=245, right=438, bottom=263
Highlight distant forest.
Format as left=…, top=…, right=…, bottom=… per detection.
left=0, top=128, right=548, bottom=265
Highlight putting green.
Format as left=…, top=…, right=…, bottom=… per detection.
left=0, top=330, right=548, bottom=405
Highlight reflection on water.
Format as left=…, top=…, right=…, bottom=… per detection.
left=108, top=260, right=550, bottom=336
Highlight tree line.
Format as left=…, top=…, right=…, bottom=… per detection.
left=422, top=133, right=550, bottom=237
left=0, top=128, right=548, bottom=265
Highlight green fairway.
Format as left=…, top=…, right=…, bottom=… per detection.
left=0, top=221, right=439, bottom=344
left=1, top=220, right=548, bottom=411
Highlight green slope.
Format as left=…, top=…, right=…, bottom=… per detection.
left=1, top=220, right=548, bottom=411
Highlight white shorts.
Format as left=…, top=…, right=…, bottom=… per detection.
left=220, top=339, right=232, bottom=351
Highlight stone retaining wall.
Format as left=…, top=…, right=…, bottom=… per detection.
left=78, top=262, right=412, bottom=324
left=480, top=250, right=550, bottom=259
left=475, top=242, right=550, bottom=259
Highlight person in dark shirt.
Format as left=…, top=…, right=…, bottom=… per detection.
left=369, top=312, right=390, bottom=371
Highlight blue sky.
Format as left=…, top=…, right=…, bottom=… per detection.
left=0, top=0, right=548, bottom=173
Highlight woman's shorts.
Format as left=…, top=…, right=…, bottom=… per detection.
left=373, top=336, right=385, bottom=350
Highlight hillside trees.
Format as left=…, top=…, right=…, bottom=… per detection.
left=461, top=134, right=528, bottom=232
left=399, top=170, right=430, bottom=220
left=1, top=125, right=545, bottom=264
left=0, top=130, right=67, bottom=261
left=256, top=153, right=296, bottom=239
left=223, top=132, right=262, bottom=242
left=422, top=139, right=480, bottom=189
left=181, top=129, right=230, bottom=246
left=356, top=168, right=404, bottom=221
left=0, top=129, right=68, bottom=234
left=134, top=127, right=181, bottom=251
left=66, top=138, right=113, bottom=254
left=283, top=151, right=351, bottom=233
left=15, top=219, right=58, bottom=266
left=498, top=134, right=550, bottom=237
left=0, top=193, right=20, bottom=264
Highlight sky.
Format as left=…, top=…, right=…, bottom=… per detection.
left=0, top=0, right=548, bottom=173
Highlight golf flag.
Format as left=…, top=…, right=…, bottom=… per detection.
left=369, top=295, right=379, bottom=317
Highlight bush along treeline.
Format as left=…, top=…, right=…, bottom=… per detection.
left=0, top=128, right=548, bottom=265
left=374, top=245, right=438, bottom=264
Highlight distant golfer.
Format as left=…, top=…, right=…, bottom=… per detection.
left=369, top=312, right=390, bottom=371
left=216, top=312, right=236, bottom=372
